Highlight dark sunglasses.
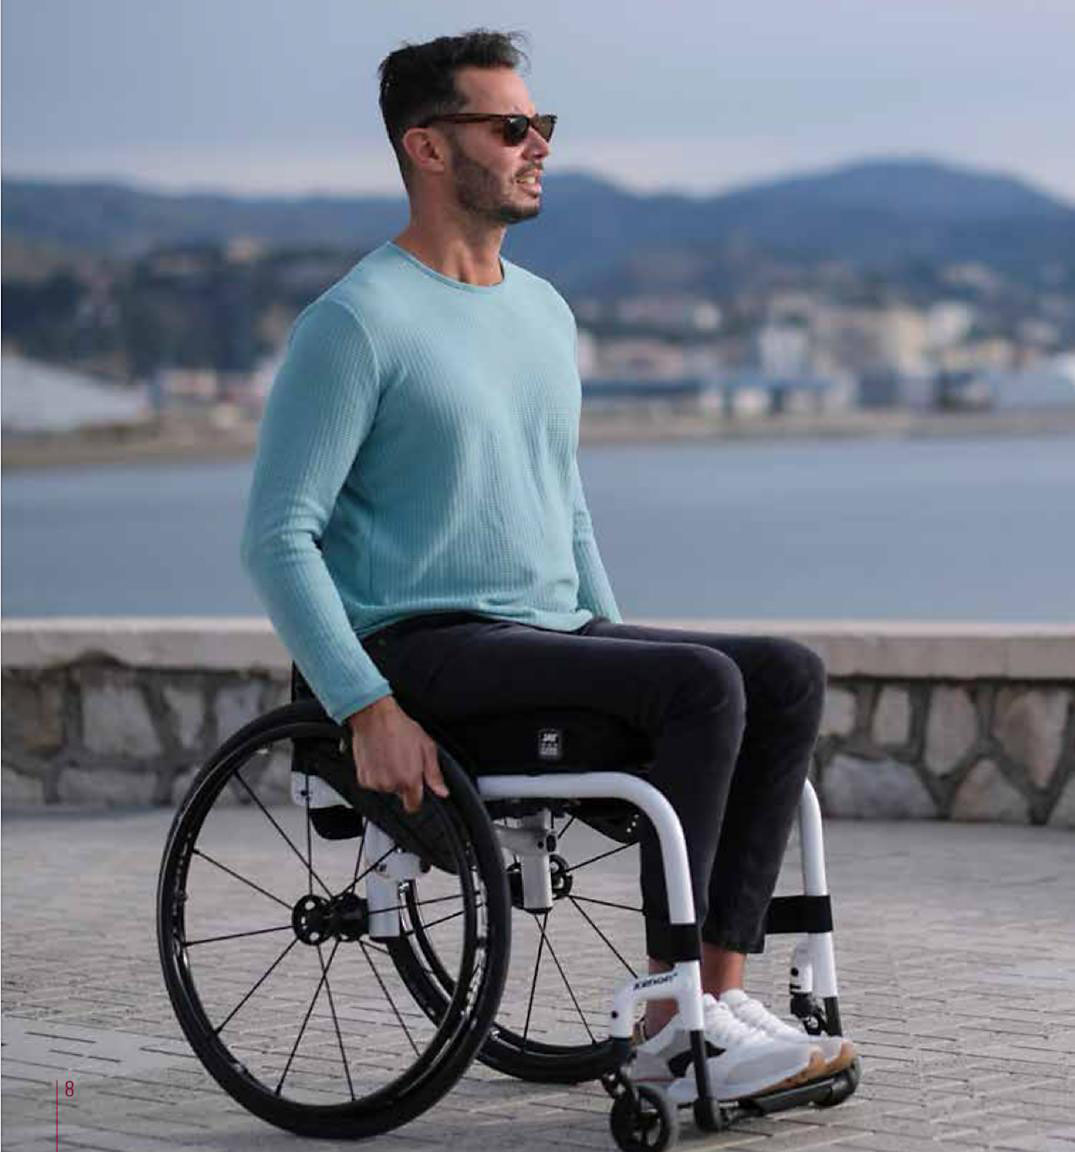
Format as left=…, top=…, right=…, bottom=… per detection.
left=419, top=112, right=557, bottom=146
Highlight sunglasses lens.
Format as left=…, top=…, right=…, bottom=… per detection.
left=533, top=115, right=555, bottom=142
left=503, top=116, right=530, bottom=145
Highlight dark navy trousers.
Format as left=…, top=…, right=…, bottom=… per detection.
left=365, top=613, right=826, bottom=962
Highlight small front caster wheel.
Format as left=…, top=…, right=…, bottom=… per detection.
left=610, top=1084, right=679, bottom=1151
left=601, top=1069, right=628, bottom=1099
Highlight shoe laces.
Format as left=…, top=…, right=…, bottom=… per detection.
left=700, top=994, right=765, bottom=1046
left=725, top=993, right=805, bottom=1041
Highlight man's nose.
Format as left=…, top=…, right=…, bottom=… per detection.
left=524, top=128, right=550, bottom=159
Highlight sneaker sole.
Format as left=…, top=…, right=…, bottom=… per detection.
left=657, top=1047, right=827, bottom=1105
left=820, top=1040, right=857, bottom=1078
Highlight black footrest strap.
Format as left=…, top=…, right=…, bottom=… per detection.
left=764, top=895, right=833, bottom=935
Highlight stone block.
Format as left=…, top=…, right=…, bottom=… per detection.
left=994, top=687, right=1070, bottom=789
left=162, top=684, right=206, bottom=751
left=872, top=686, right=911, bottom=747
left=821, top=686, right=856, bottom=737
left=821, top=754, right=937, bottom=819
left=1049, top=774, right=1075, bottom=828
left=214, top=681, right=264, bottom=742
left=82, top=677, right=162, bottom=759
left=1, top=675, right=65, bottom=753
left=950, top=759, right=1029, bottom=823
left=56, top=766, right=157, bottom=806
left=1, top=764, right=46, bottom=805
left=924, top=685, right=978, bottom=775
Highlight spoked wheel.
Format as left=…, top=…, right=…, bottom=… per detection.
left=157, top=701, right=510, bottom=1140
left=392, top=803, right=647, bottom=1083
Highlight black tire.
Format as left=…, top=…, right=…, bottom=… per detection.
left=390, top=805, right=646, bottom=1084
left=157, top=700, right=510, bottom=1140
left=610, top=1084, right=678, bottom=1152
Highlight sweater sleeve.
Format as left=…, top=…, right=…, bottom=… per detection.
left=570, top=456, right=622, bottom=622
left=240, top=298, right=393, bottom=723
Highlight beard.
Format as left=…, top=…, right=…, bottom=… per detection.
left=448, top=138, right=540, bottom=225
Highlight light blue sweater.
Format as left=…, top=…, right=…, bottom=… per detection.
left=241, top=241, right=621, bottom=724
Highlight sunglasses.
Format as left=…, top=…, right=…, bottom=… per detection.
left=419, top=112, right=557, bottom=146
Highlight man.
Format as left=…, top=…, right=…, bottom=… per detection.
left=242, top=28, right=853, bottom=1102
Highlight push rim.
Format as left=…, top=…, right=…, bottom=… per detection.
left=156, top=703, right=509, bottom=1139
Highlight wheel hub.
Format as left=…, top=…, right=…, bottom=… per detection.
left=291, top=891, right=369, bottom=945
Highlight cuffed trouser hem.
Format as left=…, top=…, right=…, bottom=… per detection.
left=645, top=916, right=766, bottom=963
left=701, top=919, right=766, bottom=955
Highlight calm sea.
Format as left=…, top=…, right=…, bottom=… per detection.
left=2, top=435, right=1073, bottom=621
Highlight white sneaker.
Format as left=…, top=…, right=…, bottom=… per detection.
left=719, top=988, right=856, bottom=1077
left=632, top=993, right=826, bottom=1104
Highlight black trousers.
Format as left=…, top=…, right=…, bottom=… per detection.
left=364, top=613, right=826, bottom=963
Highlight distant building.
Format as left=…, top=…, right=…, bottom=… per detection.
left=1, top=355, right=150, bottom=433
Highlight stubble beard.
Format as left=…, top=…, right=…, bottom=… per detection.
left=449, top=141, right=540, bottom=226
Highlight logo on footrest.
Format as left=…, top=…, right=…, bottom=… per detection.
left=537, top=728, right=563, bottom=761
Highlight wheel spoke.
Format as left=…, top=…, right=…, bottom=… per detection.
left=184, top=924, right=292, bottom=947
left=190, top=848, right=291, bottom=910
left=569, top=896, right=637, bottom=978
left=316, top=942, right=355, bottom=1101
left=359, top=940, right=420, bottom=1056
left=565, top=841, right=633, bottom=874
left=232, top=768, right=333, bottom=898
left=533, top=913, right=595, bottom=1043
left=400, top=901, right=483, bottom=937
left=214, top=936, right=301, bottom=1035
left=274, top=938, right=341, bottom=1095
left=572, top=894, right=642, bottom=915
left=521, top=910, right=549, bottom=1050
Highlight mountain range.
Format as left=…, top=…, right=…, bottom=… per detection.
left=4, top=158, right=1073, bottom=297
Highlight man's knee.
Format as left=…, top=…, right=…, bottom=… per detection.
left=753, top=638, right=827, bottom=722
left=666, top=645, right=747, bottom=728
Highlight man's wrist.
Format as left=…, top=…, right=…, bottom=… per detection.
left=347, top=693, right=396, bottom=732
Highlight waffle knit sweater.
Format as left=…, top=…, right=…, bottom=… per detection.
left=240, top=241, right=621, bottom=724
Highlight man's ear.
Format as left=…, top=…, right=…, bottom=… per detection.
left=401, top=126, right=448, bottom=176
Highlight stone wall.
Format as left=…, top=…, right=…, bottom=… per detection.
left=2, top=618, right=1073, bottom=825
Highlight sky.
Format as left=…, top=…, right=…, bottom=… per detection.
left=3, top=0, right=1074, bottom=205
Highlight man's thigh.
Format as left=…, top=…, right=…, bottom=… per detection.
left=373, top=617, right=740, bottom=735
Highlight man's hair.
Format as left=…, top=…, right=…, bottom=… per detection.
left=378, top=29, right=529, bottom=188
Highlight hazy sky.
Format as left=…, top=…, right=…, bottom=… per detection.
left=3, top=0, right=1074, bottom=203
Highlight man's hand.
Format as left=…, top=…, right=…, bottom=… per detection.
left=347, top=695, right=449, bottom=814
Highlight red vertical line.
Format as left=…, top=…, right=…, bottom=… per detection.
left=56, top=1079, right=59, bottom=1150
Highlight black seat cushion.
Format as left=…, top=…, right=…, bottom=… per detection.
left=290, top=664, right=654, bottom=847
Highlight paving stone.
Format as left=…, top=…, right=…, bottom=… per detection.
left=1047, top=774, right=1075, bottom=829
left=995, top=689, right=1070, bottom=790
left=871, top=687, right=912, bottom=748
left=162, top=684, right=206, bottom=751
left=821, top=687, right=857, bottom=737
left=1, top=764, right=47, bottom=805
left=82, top=678, right=161, bottom=759
left=950, top=760, right=1030, bottom=823
left=213, top=681, right=263, bottom=743
left=1, top=674, right=65, bottom=753
left=924, top=686, right=979, bottom=775
left=821, top=755, right=936, bottom=818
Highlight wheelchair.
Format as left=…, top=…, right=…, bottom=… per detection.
left=156, top=664, right=860, bottom=1150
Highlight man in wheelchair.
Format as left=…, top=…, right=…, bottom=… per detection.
left=241, top=28, right=855, bottom=1108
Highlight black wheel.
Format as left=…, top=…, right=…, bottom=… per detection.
left=610, top=1084, right=678, bottom=1152
left=391, top=804, right=649, bottom=1083
left=157, top=700, right=510, bottom=1140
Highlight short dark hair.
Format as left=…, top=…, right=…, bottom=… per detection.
left=378, top=29, right=529, bottom=187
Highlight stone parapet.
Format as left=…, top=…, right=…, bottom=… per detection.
left=2, top=617, right=1073, bottom=824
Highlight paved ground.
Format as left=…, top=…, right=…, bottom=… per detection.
left=3, top=807, right=1074, bottom=1152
